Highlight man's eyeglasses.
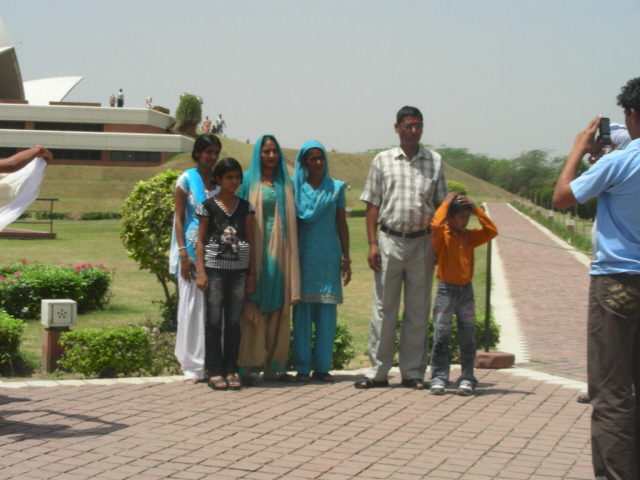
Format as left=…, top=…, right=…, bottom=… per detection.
left=401, top=123, right=424, bottom=131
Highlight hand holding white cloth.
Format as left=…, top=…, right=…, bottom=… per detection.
left=0, top=157, right=47, bottom=231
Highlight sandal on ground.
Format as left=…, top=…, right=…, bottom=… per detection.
left=241, top=376, right=257, bottom=387
left=272, top=373, right=297, bottom=383
left=354, top=378, right=389, bottom=389
left=296, top=373, right=311, bottom=383
left=226, top=375, right=242, bottom=390
left=312, top=371, right=334, bottom=383
left=208, top=377, right=228, bottom=390
left=183, top=378, right=198, bottom=385
left=401, top=378, right=427, bottom=390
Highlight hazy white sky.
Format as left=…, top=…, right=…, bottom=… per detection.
left=3, top=1, right=639, bottom=159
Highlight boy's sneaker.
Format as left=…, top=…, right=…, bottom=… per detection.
left=457, top=381, right=474, bottom=396
left=429, top=383, right=446, bottom=395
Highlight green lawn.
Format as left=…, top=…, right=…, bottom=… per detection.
left=1, top=214, right=493, bottom=378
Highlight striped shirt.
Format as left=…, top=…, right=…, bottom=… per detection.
left=196, top=197, right=254, bottom=270
left=360, top=146, right=448, bottom=233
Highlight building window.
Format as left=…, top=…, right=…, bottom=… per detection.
left=0, top=147, right=17, bottom=157
left=49, top=149, right=101, bottom=161
left=34, top=122, right=103, bottom=132
left=111, top=151, right=160, bottom=163
left=0, top=121, right=26, bottom=130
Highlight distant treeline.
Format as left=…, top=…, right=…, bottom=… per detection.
left=437, top=146, right=595, bottom=220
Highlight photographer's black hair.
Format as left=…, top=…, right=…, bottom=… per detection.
left=447, top=196, right=473, bottom=217
left=212, top=157, right=243, bottom=183
left=191, top=133, right=222, bottom=162
left=617, top=77, right=640, bottom=115
left=396, top=106, right=423, bottom=124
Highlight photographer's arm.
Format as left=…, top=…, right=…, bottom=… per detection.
left=553, top=116, right=601, bottom=209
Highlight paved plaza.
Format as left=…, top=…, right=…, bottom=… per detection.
left=0, top=203, right=595, bottom=479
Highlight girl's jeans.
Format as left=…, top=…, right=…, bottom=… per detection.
left=430, top=281, right=478, bottom=388
left=204, top=268, right=246, bottom=377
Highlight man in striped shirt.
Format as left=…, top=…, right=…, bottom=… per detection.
left=356, top=106, right=448, bottom=390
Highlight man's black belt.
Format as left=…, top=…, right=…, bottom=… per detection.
left=380, top=225, right=431, bottom=239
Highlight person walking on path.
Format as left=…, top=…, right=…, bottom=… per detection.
left=356, top=105, right=448, bottom=390
left=170, top=133, right=222, bottom=384
left=428, top=193, right=497, bottom=396
left=553, top=76, right=640, bottom=480
left=292, top=140, right=351, bottom=383
left=237, top=135, right=300, bottom=385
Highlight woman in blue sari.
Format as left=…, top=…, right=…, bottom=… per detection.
left=238, top=135, right=300, bottom=384
left=170, top=133, right=221, bottom=383
left=292, top=141, right=351, bottom=382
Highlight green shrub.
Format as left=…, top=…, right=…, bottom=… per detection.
left=447, top=181, right=468, bottom=195
left=79, top=211, right=122, bottom=220
left=140, top=320, right=181, bottom=376
left=34, top=211, right=69, bottom=220
left=394, top=311, right=500, bottom=365
left=0, top=310, right=24, bottom=372
left=17, top=212, right=31, bottom=219
left=175, top=94, right=202, bottom=132
left=0, top=261, right=115, bottom=319
left=58, top=326, right=153, bottom=378
left=350, top=209, right=366, bottom=218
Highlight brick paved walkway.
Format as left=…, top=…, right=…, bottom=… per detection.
left=487, top=203, right=590, bottom=383
left=0, top=202, right=597, bottom=479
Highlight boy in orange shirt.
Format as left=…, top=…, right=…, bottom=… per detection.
left=429, top=193, right=498, bottom=396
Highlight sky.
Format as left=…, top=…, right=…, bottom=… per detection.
left=2, top=1, right=640, bottom=160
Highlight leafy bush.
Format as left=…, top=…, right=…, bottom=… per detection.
left=17, top=212, right=31, bottom=219
left=153, top=291, right=179, bottom=333
left=34, top=211, right=69, bottom=220
left=0, top=310, right=24, bottom=372
left=447, top=181, right=468, bottom=195
left=393, top=311, right=501, bottom=365
left=58, top=326, right=153, bottom=378
left=140, top=320, right=181, bottom=376
left=0, top=261, right=115, bottom=319
left=79, top=211, right=122, bottom=221
left=332, top=321, right=356, bottom=370
left=120, top=170, right=180, bottom=327
left=175, top=94, right=202, bottom=132
left=350, top=209, right=366, bottom=218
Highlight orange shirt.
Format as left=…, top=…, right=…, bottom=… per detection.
left=431, top=201, right=498, bottom=286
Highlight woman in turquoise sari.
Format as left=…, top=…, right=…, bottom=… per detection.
left=292, top=141, right=351, bottom=382
left=238, top=135, right=300, bottom=384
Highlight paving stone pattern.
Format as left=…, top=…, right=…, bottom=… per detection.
left=487, top=203, right=590, bottom=382
left=0, top=202, right=596, bottom=479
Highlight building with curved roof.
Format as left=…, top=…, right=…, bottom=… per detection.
left=0, top=17, right=193, bottom=166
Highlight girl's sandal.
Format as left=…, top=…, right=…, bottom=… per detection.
left=226, top=375, right=242, bottom=390
left=183, top=378, right=198, bottom=385
left=208, top=377, right=228, bottom=390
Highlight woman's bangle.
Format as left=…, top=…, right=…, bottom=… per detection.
left=178, top=246, right=187, bottom=251
left=341, top=258, right=351, bottom=263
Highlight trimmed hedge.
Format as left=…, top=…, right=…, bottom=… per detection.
left=0, top=310, right=24, bottom=370
left=0, top=261, right=115, bottom=319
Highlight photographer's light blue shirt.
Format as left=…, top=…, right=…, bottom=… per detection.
left=571, top=138, right=640, bottom=275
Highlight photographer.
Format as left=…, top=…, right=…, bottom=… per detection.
left=553, top=77, right=640, bottom=480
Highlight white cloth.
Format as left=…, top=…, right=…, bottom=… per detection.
left=0, top=157, right=46, bottom=231
left=174, top=271, right=206, bottom=380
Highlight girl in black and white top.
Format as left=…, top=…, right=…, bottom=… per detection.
left=196, top=158, right=256, bottom=391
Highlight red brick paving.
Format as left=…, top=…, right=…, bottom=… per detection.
left=0, top=202, right=597, bottom=479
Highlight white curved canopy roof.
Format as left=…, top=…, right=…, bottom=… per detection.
left=0, top=17, right=81, bottom=103
left=24, top=77, right=83, bottom=105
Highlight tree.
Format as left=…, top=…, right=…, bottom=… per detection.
left=120, top=170, right=179, bottom=324
left=175, top=94, right=202, bottom=135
